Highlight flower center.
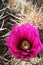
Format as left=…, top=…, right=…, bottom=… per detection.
left=21, top=41, right=31, bottom=51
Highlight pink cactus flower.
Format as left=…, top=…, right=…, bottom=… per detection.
left=5, top=23, right=43, bottom=60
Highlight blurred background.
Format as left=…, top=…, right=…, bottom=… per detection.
left=0, top=0, right=43, bottom=65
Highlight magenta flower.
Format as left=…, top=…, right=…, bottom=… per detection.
left=5, top=23, right=43, bottom=60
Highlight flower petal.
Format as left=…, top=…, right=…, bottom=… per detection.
left=9, top=48, right=22, bottom=58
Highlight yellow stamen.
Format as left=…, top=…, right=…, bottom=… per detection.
left=21, top=41, right=30, bottom=51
